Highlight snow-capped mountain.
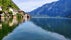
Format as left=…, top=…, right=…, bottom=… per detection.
left=29, top=0, right=71, bottom=18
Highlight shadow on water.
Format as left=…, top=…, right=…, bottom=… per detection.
left=31, top=18, right=71, bottom=39
left=2, top=21, right=67, bottom=40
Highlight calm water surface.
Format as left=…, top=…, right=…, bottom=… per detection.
left=31, top=18, right=71, bottom=38
left=2, top=18, right=71, bottom=40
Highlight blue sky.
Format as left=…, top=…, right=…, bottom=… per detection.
left=13, top=0, right=58, bottom=12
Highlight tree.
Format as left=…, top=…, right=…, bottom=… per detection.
left=0, top=0, right=19, bottom=11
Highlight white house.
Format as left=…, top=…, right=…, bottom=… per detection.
left=24, top=14, right=30, bottom=21
left=9, top=7, right=13, bottom=12
left=0, top=6, right=2, bottom=11
left=13, top=9, right=18, bottom=15
left=9, top=7, right=18, bottom=15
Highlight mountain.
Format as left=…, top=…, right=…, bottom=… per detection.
left=0, top=0, right=19, bottom=11
left=29, top=0, right=71, bottom=18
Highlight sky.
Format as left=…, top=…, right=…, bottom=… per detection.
left=13, top=0, right=58, bottom=12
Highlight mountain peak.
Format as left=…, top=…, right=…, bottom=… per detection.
left=29, top=0, right=71, bottom=18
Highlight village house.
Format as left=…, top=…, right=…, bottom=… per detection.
left=9, top=7, right=13, bottom=12
left=13, top=9, right=18, bottom=15
left=18, top=10, right=25, bottom=15
left=0, top=6, right=2, bottom=10
left=24, top=13, right=30, bottom=21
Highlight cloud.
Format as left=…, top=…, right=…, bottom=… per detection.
left=3, top=21, right=67, bottom=40
left=13, top=0, right=58, bottom=2
left=13, top=0, right=58, bottom=12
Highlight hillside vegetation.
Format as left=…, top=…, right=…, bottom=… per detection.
left=0, top=0, right=19, bottom=11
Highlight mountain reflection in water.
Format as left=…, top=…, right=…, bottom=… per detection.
left=2, top=21, right=67, bottom=40
left=31, top=18, right=71, bottom=38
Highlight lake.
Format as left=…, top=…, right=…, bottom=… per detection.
left=31, top=18, right=71, bottom=38
left=1, top=18, right=71, bottom=40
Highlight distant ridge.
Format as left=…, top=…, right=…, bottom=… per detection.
left=29, top=0, right=71, bottom=18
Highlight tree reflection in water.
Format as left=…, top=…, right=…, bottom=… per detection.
left=0, top=16, right=25, bottom=40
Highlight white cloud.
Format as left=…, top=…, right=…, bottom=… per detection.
left=13, top=0, right=58, bottom=12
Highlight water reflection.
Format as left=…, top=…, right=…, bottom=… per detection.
left=3, top=21, right=67, bottom=40
left=0, top=16, right=25, bottom=40
left=1, top=16, right=23, bottom=27
left=31, top=18, right=71, bottom=38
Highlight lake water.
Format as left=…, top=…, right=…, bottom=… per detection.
left=31, top=18, right=71, bottom=38
left=2, top=18, right=71, bottom=40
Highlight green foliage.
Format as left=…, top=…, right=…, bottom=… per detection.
left=10, top=1, right=19, bottom=10
left=0, top=0, right=25, bottom=40
left=0, top=0, right=19, bottom=11
left=0, top=0, right=2, bottom=6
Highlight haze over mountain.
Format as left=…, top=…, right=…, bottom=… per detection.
left=29, top=0, right=71, bottom=18
left=13, top=0, right=58, bottom=12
